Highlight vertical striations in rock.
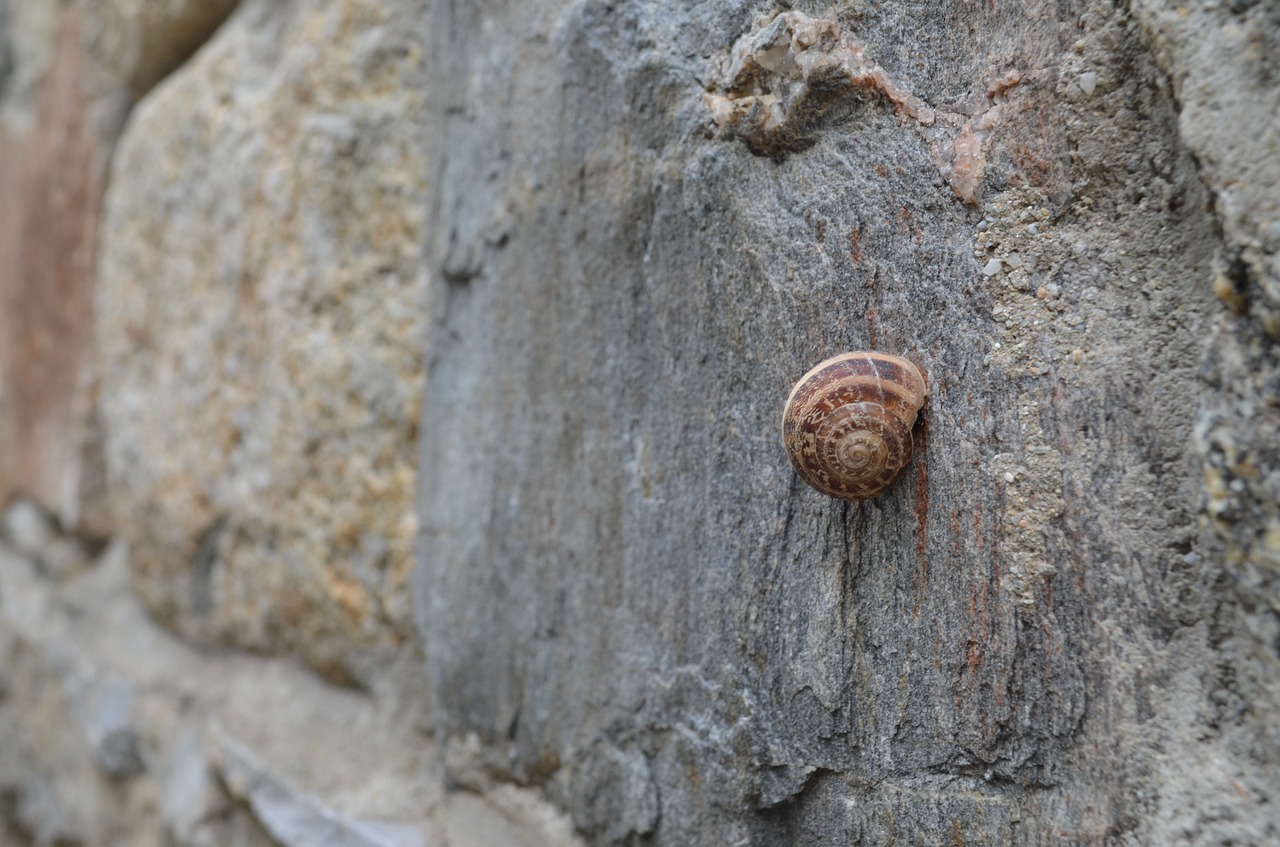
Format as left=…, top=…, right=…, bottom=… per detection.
left=416, top=0, right=1280, bottom=843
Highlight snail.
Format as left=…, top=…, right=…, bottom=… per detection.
left=780, top=351, right=927, bottom=500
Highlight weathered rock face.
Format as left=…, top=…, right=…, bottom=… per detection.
left=1138, top=3, right=1280, bottom=836
left=1137, top=0, right=1280, bottom=632
left=416, top=0, right=1279, bottom=844
left=0, top=0, right=238, bottom=537
left=3, top=0, right=1279, bottom=843
left=97, top=0, right=429, bottom=684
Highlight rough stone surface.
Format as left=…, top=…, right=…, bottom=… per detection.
left=1135, top=0, right=1280, bottom=608
left=3, top=0, right=1280, bottom=844
left=0, top=502, right=579, bottom=847
left=1128, top=6, right=1280, bottom=838
left=97, top=0, right=429, bottom=684
left=416, top=0, right=1280, bottom=844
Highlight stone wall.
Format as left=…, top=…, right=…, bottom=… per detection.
left=1, top=0, right=1278, bottom=844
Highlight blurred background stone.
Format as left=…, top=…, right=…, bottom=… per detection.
left=0, top=502, right=575, bottom=846
left=97, top=0, right=429, bottom=685
left=0, top=0, right=238, bottom=538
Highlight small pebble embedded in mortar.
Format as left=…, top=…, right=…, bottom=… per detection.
left=781, top=352, right=927, bottom=500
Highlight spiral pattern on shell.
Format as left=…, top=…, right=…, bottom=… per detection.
left=781, top=352, right=927, bottom=500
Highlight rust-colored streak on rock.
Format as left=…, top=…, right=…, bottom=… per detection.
left=972, top=500, right=984, bottom=550
left=966, top=639, right=983, bottom=676
left=898, top=205, right=922, bottom=244
left=0, top=9, right=102, bottom=526
left=949, top=508, right=964, bottom=558
left=848, top=229, right=864, bottom=264
left=1002, top=76, right=1071, bottom=204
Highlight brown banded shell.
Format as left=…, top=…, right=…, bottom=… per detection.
left=781, top=352, right=927, bottom=500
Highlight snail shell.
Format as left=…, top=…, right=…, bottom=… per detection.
left=781, top=352, right=927, bottom=500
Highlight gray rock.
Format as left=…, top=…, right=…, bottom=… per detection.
left=160, top=729, right=217, bottom=842
left=81, top=680, right=145, bottom=779
left=415, top=0, right=1280, bottom=843
left=217, top=731, right=426, bottom=847
left=1, top=497, right=54, bottom=556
